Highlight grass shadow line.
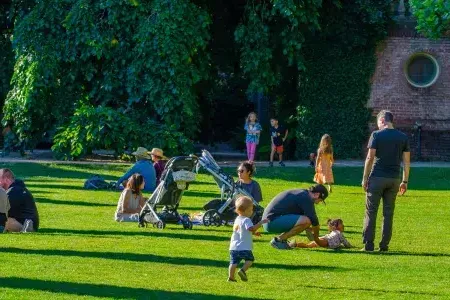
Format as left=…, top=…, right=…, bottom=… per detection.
left=302, top=284, right=442, bottom=297
left=35, top=198, right=116, bottom=207
left=0, top=247, right=349, bottom=271
left=38, top=228, right=240, bottom=243
left=0, top=277, right=255, bottom=299
left=312, top=248, right=450, bottom=258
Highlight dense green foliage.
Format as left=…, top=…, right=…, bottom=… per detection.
left=0, top=5, right=13, bottom=113
left=1, top=163, right=450, bottom=298
left=411, top=0, right=450, bottom=39
left=294, top=0, right=392, bottom=159
left=2, top=0, right=394, bottom=159
left=3, top=0, right=210, bottom=158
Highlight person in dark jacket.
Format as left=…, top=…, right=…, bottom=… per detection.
left=0, top=168, right=39, bottom=232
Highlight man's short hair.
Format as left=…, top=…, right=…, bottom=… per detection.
left=377, top=110, right=394, bottom=123
left=0, top=169, right=15, bottom=180
left=270, top=117, right=278, bottom=121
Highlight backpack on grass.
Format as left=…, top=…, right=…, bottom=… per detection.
left=84, top=175, right=115, bottom=190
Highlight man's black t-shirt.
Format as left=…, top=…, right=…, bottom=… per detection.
left=368, top=128, right=410, bottom=179
left=270, top=125, right=287, bottom=146
left=7, top=179, right=39, bottom=230
left=262, top=189, right=319, bottom=226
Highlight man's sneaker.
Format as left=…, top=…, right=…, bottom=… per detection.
left=305, top=228, right=314, bottom=241
left=269, top=162, right=274, bottom=167
left=227, top=278, right=237, bottom=282
left=270, top=237, right=292, bottom=250
left=238, top=269, right=248, bottom=282
left=21, top=219, right=34, bottom=233
left=360, top=242, right=374, bottom=252
left=378, top=246, right=389, bottom=252
left=279, top=161, right=286, bottom=167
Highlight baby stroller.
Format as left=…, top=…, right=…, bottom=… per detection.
left=139, top=156, right=197, bottom=229
left=196, top=150, right=264, bottom=227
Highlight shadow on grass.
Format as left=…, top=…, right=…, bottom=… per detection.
left=0, top=247, right=349, bottom=271
left=312, top=248, right=450, bottom=258
left=38, top=228, right=238, bottom=243
left=183, top=191, right=220, bottom=198
left=35, top=198, right=116, bottom=207
left=27, top=183, right=88, bottom=191
left=302, top=283, right=442, bottom=297
left=0, top=277, right=254, bottom=299
left=3, top=163, right=124, bottom=180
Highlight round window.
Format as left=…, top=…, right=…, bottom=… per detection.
left=404, top=53, right=440, bottom=88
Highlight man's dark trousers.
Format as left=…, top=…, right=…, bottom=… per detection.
left=363, top=176, right=401, bottom=249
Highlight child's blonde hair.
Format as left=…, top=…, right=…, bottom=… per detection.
left=235, top=196, right=253, bottom=214
left=246, top=112, right=258, bottom=123
left=319, top=134, right=333, bottom=155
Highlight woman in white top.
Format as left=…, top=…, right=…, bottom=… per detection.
left=115, top=174, right=146, bottom=222
left=289, top=218, right=352, bottom=249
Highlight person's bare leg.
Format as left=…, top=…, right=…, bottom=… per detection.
left=295, top=241, right=319, bottom=248
left=228, top=264, right=237, bottom=281
left=5, top=218, right=23, bottom=232
left=279, top=152, right=283, bottom=162
left=241, top=260, right=253, bottom=272
left=270, top=147, right=275, bottom=162
left=278, top=216, right=311, bottom=240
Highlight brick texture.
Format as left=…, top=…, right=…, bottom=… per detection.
left=368, top=37, right=450, bottom=160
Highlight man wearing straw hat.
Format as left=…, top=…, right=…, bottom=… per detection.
left=116, top=147, right=156, bottom=192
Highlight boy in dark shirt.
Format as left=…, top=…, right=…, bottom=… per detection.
left=269, top=117, right=288, bottom=167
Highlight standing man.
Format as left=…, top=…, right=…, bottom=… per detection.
left=269, top=117, right=288, bottom=167
left=262, top=184, right=328, bottom=250
left=0, top=168, right=39, bottom=232
left=361, top=110, right=410, bottom=251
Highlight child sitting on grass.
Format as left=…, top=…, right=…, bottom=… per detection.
left=289, top=218, right=352, bottom=249
left=228, top=196, right=268, bottom=282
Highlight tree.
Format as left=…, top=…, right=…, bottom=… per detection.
left=411, top=0, right=450, bottom=39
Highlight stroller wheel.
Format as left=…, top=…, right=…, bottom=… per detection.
left=203, top=209, right=222, bottom=227
left=156, top=221, right=165, bottom=229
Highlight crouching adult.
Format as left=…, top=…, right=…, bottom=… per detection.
left=0, top=168, right=39, bottom=232
left=262, top=184, right=328, bottom=250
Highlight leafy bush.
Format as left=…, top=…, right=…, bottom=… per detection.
left=52, top=104, right=193, bottom=160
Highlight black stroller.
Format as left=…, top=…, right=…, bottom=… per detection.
left=196, top=150, right=264, bottom=226
left=139, top=156, right=197, bottom=229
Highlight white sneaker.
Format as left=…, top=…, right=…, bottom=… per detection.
left=21, top=219, right=34, bottom=233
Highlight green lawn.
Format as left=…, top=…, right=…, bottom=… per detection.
left=0, top=163, right=449, bottom=299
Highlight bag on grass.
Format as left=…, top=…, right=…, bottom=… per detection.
left=84, top=175, right=114, bottom=190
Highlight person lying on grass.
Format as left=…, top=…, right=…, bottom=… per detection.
left=228, top=196, right=268, bottom=282
left=289, top=218, right=353, bottom=249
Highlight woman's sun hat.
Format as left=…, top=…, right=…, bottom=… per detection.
left=132, top=147, right=151, bottom=159
left=149, top=148, right=166, bottom=159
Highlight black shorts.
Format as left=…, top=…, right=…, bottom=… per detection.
left=229, top=250, right=255, bottom=265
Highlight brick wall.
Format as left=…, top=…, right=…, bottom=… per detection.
left=368, top=36, right=450, bottom=160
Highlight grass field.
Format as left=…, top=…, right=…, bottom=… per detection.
left=0, top=163, right=449, bottom=299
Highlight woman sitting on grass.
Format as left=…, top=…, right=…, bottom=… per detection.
left=115, top=174, right=146, bottom=222
left=289, top=218, right=353, bottom=249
